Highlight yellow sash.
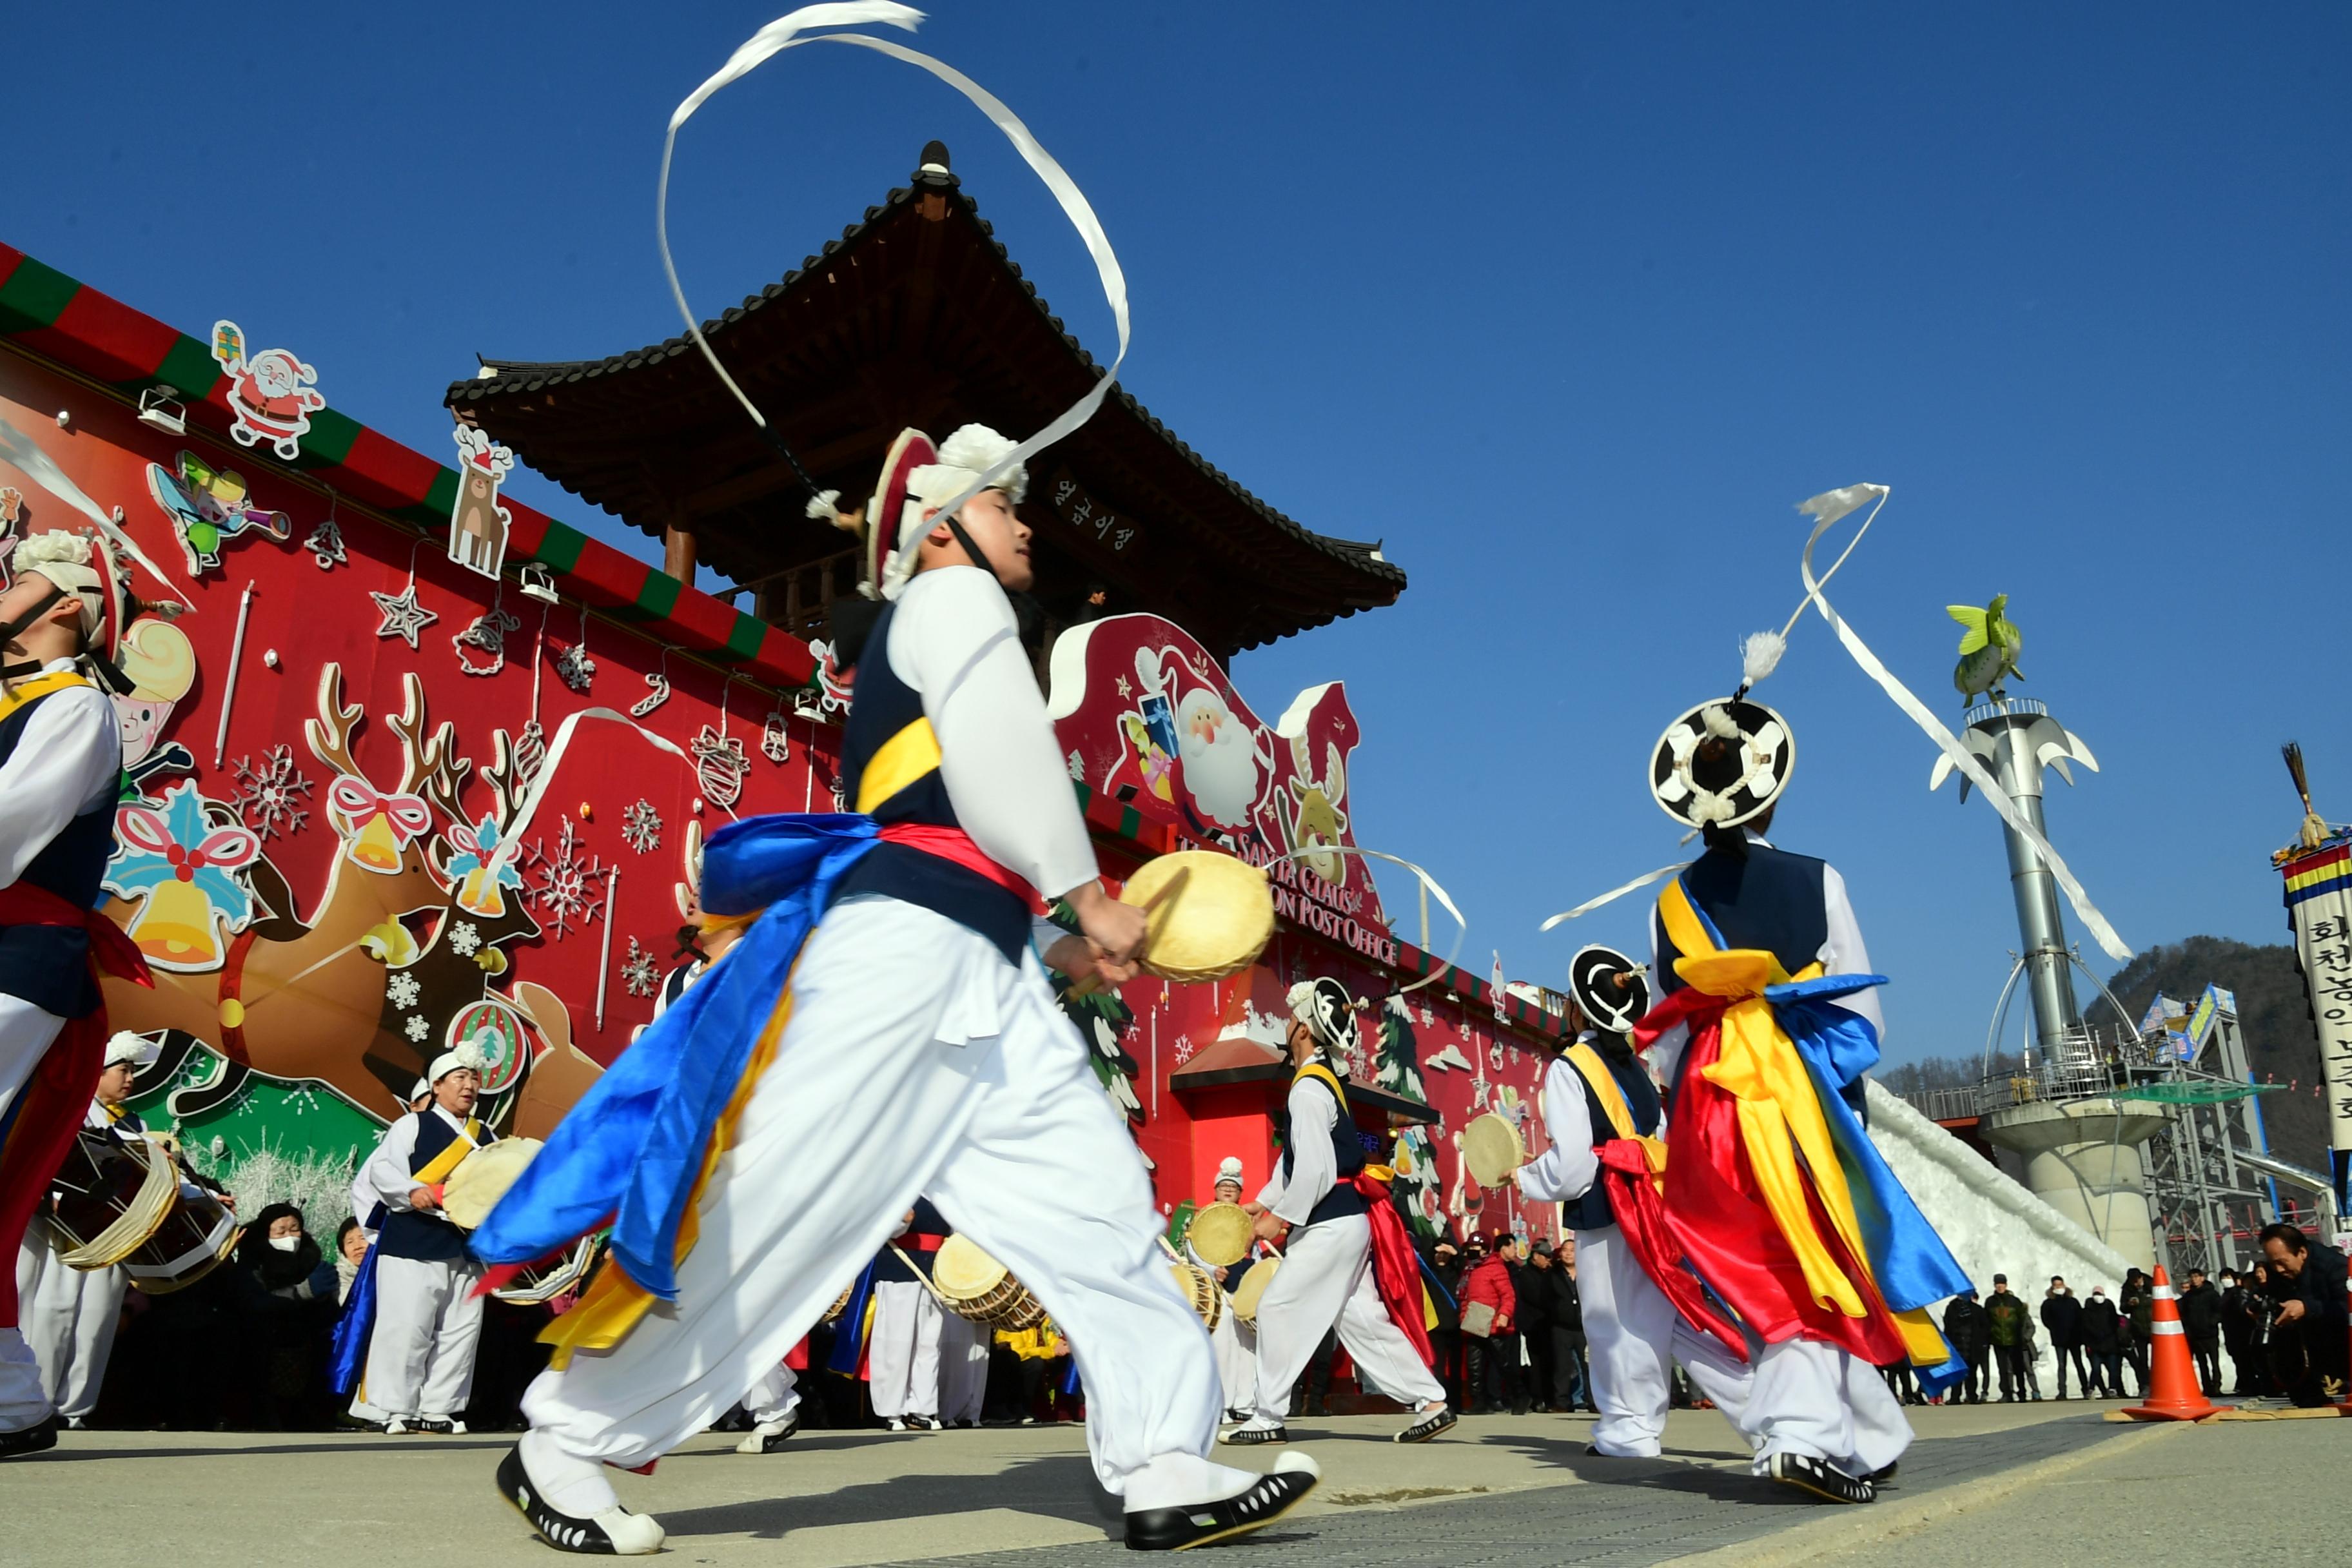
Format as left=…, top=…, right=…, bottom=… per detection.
left=0, top=668, right=92, bottom=724
left=413, top=1119, right=484, bottom=1187
left=1293, top=1059, right=1349, bottom=1113
left=1656, top=881, right=1948, bottom=1367
left=856, top=718, right=943, bottom=814
left=1562, top=1043, right=1666, bottom=1181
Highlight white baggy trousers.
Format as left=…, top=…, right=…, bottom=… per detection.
left=1246, top=1211, right=1444, bottom=1424
left=366, top=1253, right=486, bottom=1420
left=520, top=897, right=1223, bottom=1494
left=1578, top=1228, right=1756, bottom=1456
left=867, top=1279, right=944, bottom=1420
left=15, top=1233, right=125, bottom=1423
left=1745, top=1335, right=1912, bottom=1477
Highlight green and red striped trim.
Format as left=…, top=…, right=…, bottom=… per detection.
left=0, top=242, right=814, bottom=688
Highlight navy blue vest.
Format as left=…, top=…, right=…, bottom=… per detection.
left=0, top=683, right=115, bottom=1018
left=1560, top=1040, right=1660, bottom=1233
left=875, top=1197, right=951, bottom=1283
left=378, top=1110, right=493, bottom=1264
left=1280, top=1071, right=1367, bottom=1229
left=1653, top=843, right=1830, bottom=997
left=832, top=594, right=1032, bottom=963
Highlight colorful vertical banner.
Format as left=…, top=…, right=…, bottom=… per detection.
left=2280, top=833, right=2352, bottom=1210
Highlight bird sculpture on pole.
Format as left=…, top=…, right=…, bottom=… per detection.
left=1948, top=593, right=2024, bottom=705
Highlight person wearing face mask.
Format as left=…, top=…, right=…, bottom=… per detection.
left=235, top=1204, right=338, bottom=1429
left=2077, top=1286, right=2122, bottom=1398
left=0, top=533, right=161, bottom=1459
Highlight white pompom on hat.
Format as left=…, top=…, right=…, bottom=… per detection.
left=103, top=1030, right=159, bottom=1070
left=1214, top=1156, right=1244, bottom=1187
left=13, top=530, right=106, bottom=647
left=426, top=1045, right=487, bottom=1084
left=865, top=423, right=1030, bottom=602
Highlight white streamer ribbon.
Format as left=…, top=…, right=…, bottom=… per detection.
left=0, top=415, right=192, bottom=603
left=1538, top=861, right=1694, bottom=930
left=1794, top=484, right=2132, bottom=963
left=1275, top=845, right=1467, bottom=995
left=657, top=4, right=1128, bottom=527
left=483, top=707, right=705, bottom=887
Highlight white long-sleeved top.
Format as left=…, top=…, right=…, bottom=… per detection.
left=1516, top=1040, right=1601, bottom=1206
left=1254, top=1074, right=1339, bottom=1228
left=1645, top=832, right=1883, bottom=1090
left=890, top=567, right=1097, bottom=906
left=360, top=1104, right=480, bottom=1217
left=0, top=658, right=120, bottom=887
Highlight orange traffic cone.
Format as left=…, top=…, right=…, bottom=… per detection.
left=2121, top=1266, right=2230, bottom=1422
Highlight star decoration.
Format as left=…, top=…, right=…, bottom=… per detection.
left=1115, top=675, right=1132, bottom=698
left=371, top=583, right=438, bottom=649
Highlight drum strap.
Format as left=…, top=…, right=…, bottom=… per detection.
left=1563, top=1044, right=1640, bottom=1142
left=0, top=668, right=90, bottom=723
left=1293, top=1061, right=1348, bottom=1112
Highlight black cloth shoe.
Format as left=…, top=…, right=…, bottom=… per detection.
left=0, top=1416, right=57, bottom=1460
left=1866, top=1461, right=1897, bottom=1485
left=1767, top=1451, right=1874, bottom=1505
left=497, top=1444, right=665, bottom=1554
left=1394, top=1407, right=1457, bottom=1444
left=1124, top=1451, right=1320, bottom=1551
left=1217, top=1422, right=1289, bottom=1446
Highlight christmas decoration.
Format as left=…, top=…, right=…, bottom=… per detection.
left=372, top=544, right=438, bottom=649
left=103, top=780, right=260, bottom=972
left=448, top=921, right=482, bottom=958
left=514, top=718, right=548, bottom=785
left=523, top=820, right=609, bottom=940
left=760, top=708, right=790, bottom=765
left=302, top=505, right=346, bottom=569
left=631, top=669, right=672, bottom=718
left=230, top=744, right=314, bottom=840
left=622, top=798, right=662, bottom=855
left=455, top=602, right=523, bottom=676
left=621, top=937, right=660, bottom=999
left=447, top=425, right=514, bottom=579
left=444, top=808, right=526, bottom=916
left=690, top=723, right=749, bottom=810
left=387, top=972, right=422, bottom=1010
left=554, top=639, right=596, bottom=694
left=145, top=450, right=291, bottom=574
left=213, top=321, right=326, bottom=460
left=1373, top=993, right=1427, bottom=1105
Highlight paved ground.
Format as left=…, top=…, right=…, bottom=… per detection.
left=0, top=1400, right=2338, bottom=1566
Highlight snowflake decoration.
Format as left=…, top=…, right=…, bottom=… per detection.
left=387, top=972, right=421, bottom=1010
left=622, top=799, right=662, bottom=855
left=1173, top=1035, right=1196, bottom=1065
left=303, top=515, right=346, bottom=569
left=522, top=821, right=609, bottom=940
left=620, top=937, right=660, bottom=999
left=404, top=1014, right=431, bottom=1043
left=230, top=744, right=313, bottom=839
left=448, top=921, right=482, bottom=957
left=554, top=641, right=596, bottom=694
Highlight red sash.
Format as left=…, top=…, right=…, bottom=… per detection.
left=1594, top=1141, right=1747, bottom=1360
left=877, top=822, right=1047, bottom=915
left=1351, top=1169, right=1435, bottom=1367
left=0, top=883, right=153, bottom=1325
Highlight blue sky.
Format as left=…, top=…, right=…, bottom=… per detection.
left=9, top=4, right=2347, bottom=1065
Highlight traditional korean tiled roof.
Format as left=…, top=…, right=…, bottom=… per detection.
left=446, top=155, right=1404, bottom=654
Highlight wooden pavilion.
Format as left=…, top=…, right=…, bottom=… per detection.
left=446, top=142, right=1404, bottom=660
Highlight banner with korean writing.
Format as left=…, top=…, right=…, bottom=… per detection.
left=2281, top=836, right=2352, bottom=1210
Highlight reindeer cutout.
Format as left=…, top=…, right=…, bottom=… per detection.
left=447, top=425, right=513, bottom=579
left=1280, top=734, right=1350, bottom=885
left=101, top=666, right=542, bottom=1123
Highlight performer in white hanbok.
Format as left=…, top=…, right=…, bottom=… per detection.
left=1225, top=979, right=1453, bottom=1447
left=357, top=1050, right=496, bottom=1435
left=1189, top=1157, right=1259, bottom=1421
left=1514, top=949, right=1758, bottom=1460
left=0, top=531, right=153, bottom=1460
left=15, top=1033, right=154, bottom=1429
left=477, top=425, right=1319, bottom=1554
left=868, top=1199, right=952, bottom=1432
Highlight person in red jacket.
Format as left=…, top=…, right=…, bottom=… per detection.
left=1460, top=1234, right=1520, bottom=1413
